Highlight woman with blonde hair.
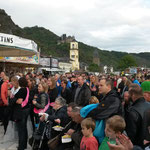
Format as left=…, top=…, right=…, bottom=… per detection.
left=32, top=81, right=50, bottom=132
left=121, top=79, right=132, bottom=98
left=47, top=76, right=58, bottom=105
left=90, top=75, right=99, bottom=97
left=32, top=81, right=49, bottom=113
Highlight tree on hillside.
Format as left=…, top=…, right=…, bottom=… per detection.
left=118, top=54, right=137, bottom=71
left=88, top=63, right=100, bottom=72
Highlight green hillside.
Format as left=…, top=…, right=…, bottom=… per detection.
left=0, top=9, right=150, bottom=70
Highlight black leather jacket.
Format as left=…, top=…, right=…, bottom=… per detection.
left=87, top=90, right=122, bottom=120
left=126, top=97, right=150, bottom=147
left=73, top=83, right=91, bottom=106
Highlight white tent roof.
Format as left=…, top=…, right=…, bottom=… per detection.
left=40, top=67, right=64, bottom=72
left=0, top=33, right=38, bottom=57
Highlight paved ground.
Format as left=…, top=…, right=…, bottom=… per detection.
left=0, top=125, right=31, bottom=150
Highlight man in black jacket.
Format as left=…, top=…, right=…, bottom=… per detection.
left=66, top=106, right=83, bottom=150
left=73, top=76, right=91, bottom=106
left=126, top=83, right=150, bottom=148
left=88, top=78, right=122, bottom=120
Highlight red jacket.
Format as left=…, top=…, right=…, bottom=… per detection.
left=1, top=80, right=9, bottom=105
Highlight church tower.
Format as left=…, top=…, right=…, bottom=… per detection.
left=70, top=41, right=79, bottom=71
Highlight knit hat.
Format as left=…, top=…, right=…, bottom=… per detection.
left=141, top=81, right=150, bottom=92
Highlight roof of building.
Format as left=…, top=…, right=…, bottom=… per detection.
left=57, top=57, right=73, bottom=63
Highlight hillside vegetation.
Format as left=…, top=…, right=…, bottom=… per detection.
left=0, top=9, right=150, bottom=70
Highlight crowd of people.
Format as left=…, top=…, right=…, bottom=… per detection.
left=0, top=71, right=150, bottom=150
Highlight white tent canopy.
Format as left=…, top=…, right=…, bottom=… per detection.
left=39, top=67, right=64, bottom=72
left=0, top=33, right=38, bottom=57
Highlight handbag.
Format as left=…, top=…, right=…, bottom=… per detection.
left=47, top=121, right=72, bottom=149
left=47, top=134, right=61, bottom=150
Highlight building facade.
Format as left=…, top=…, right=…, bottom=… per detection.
left=70, top=41, right=80, bottom=71
left=93, top=49, right=100, bottom=66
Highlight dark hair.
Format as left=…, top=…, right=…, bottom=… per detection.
left=101, top=78, right=114, bottom=89
left=129, top=83, right=143, bottom=97
left=68, top=102, right=77, bottom=109
left=61, top=79, right=68, bottom=85
left=132, top=75, right=136, bottom=80
left=26, top=73, right=32, bottom=78
left=27, top=78, right=35, bottom=89
left=48, top=77, right=56, bottom=89
left=19, top=77, right=28, bottom=88
left=146, top=74, right=150, bottom=80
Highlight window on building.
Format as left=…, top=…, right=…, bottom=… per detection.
left=72, top=44, right=74, bottom=49
left=71, top=55, right=75, bottom=58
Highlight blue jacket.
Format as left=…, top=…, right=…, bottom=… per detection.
left=80, top=104, right=105, bottom=143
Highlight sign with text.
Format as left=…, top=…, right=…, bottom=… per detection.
left=0, top=33, right=37, bottom=53
left=40, top=58, right=50, bottom=66
left=0, top=53, right=39, bottom=65
left=51, top=58, right=58, bottom=68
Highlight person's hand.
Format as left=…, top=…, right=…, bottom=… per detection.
left=118, top=134, right=133, bottom=150
left=66, top=129, right=75, bottom=136
left=55, top=119, right=61, bottom=124
left=91, top=86, right=96, bottom=91
left=57, top=82, right=60, bottom=86
left=16, top=98, right=23, bottom=104
left=107, top=139, right=126, bottom=150
left=34, top=95, right=38, bottom=99
left=4, top=101, right=8, bottom=106
left=40, top=114, right=46, bottom=122
left=32, top=100, right=37, bottom=105
left=86, top=82, right=90, bottom=86
left=144, top=139, right=150, bottom=145
left=7, top=90, right=11, bottom=97
left=40, top=113, right=49, bottom=122
left=108, top=134, right=133, bottom=150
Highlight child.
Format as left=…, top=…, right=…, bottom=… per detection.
left=99, top=115, right=126, bottom=150
left=89, top=96, right=99, bottom=104
left=80, top=118, right=98, bottom=150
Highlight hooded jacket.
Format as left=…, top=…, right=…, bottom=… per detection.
left=87, top=90, right=122, bottom=120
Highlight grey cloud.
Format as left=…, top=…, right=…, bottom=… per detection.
left=1, top=0, right=150, bottom=53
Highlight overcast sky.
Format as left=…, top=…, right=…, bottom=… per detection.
left=1, top=0, right=150, bottom=53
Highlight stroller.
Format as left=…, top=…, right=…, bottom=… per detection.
left=29, top=121, right=52, bottom=150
